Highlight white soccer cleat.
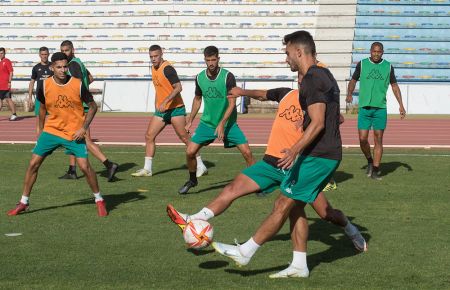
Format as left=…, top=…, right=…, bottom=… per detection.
left=269, top=265, right=310, bottom=279
left=196, top=164, right=208, bottom=178
left=131, top=168, right=152, bottom=177
left=212, top=241, right=251, bottom=267
left=9, top=114, right=17, bottom=121
left=350, top=231, right=368, bottom=252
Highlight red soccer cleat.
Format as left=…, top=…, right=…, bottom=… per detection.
left=166, top=204, right=188, bottom=230
left=96, top=200, right=108, bottom=217
left=7, top=202, right=29, bottom=216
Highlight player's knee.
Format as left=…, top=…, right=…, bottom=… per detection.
left=28, top=159, right=41, bottom=172
left=145, top=134, right=155, bottom=144
left=272, top=197, right=293, bottom=217
left=186, top=147, right=197, bottom=158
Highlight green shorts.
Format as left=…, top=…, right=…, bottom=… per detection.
left=191, top=121, right=248, bottom=148
left=34, top=100, right=41, bottom=116
left=358, top=106, right=387, bottom=130
left=280, top=155, right=340, bottom=203
left=154, top=106, right=186, bottom=124
left=242, top=160, right=288, bottom=194
left=33, top=132, right=88, bottom=158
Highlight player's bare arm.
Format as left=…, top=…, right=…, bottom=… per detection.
left=186, top=95, right=202, bottom=132
left=278, top=102, right=326, bottom=169
left=346, top=79, right=357, bottom=103
left=229, top=87, right=268, bottom=101
left=215, top=96, right=236, bottom=141
left=158, top=82, right=182, bottom=112
left=391, top=82, right=406, bottom=119
left=38, top=102, right=46, bottom=135
left=28, top=79, right=35, bottom=104
left=73, top=101, right=97, bottom=141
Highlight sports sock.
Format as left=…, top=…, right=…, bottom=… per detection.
left=189, top=171, right=197, bottom=183
left=93, top=192, right=103, bottom=202
left=103, top=159, right=113, bottom=169
left=291, top=251, right=308, bottom=269
left=239, top=237, right=260, bottom=258
left=144, top=157, right=153, bottom=171
left=344, top=218, right=358, bottom=236
left=68, top=165, right=76, bottom=174
left=190, top=207, right=214, bottom=221
left=196, top=155, right=205, bottom=167
left=367, top=157, right=373, bottom=164
left=20, top=195, right=29, bottom=205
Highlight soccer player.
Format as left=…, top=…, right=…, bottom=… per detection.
left=59, top=40, right=119, bottom=182
left=346, top=42, right=406, bottom=180
left=210, top=30, right=367, bottom=278
left=167, top=87, right=366, bottom=263
left=28, top=47, right=53, bottom=134
left=178, top=46, right=255, bottom=194
left=6, top=52, right=107, bottom=217
left=0, top=47, right=18, bottom=121
left=131, top=44, right=207, bottom=177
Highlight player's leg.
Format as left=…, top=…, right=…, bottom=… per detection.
left=76, top=157, right=107, bottom=216
left=171, top=114, right=207, bottom=177
left=178, top=141, right=203, bottom=194
left=5, top=92, right=18, bottom=120
left=59, top=154, right=78, bottom=179
left=236, top=143, right=255, bottom=167
left=358, top=107, right=374, bottom=176
left=85, top=128, right=118, bottom=182
left=224, top=123, right=255, bottom=166
left=132, top=116, right=166, bottom=177
left=311, top=192, right=367, bottom=252
left=270, top=204, right=310, bottom=278
left=371, top=108, right=386, bottom=180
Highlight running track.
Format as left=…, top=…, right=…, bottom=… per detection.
left=1, top=115, right=450, bottom=148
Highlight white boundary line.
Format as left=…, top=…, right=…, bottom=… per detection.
left=1, top=140, right=450, bottom=149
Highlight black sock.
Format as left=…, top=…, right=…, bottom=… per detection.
left=367, top=157, right=373, bottom=164
left=189, top=171, right=197, bottom=183
left=373, top=166, right=379, bottom=172
left=103, top=159, right=113, bottom=169
left=68, top=165, right=76, bottom=174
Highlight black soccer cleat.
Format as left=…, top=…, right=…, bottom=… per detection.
left=58, top=171, right=78, bottom=180
left=178, top=180, right=198, bottom=195
left=107, top=162, right=119, bottom=182
left=370, top=170, right=382, bottom=181
left=366, top=163, right=374, bottom=177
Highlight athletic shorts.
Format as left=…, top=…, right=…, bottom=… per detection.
left=34, top=100, right=41, bottom=116
left=358, top=106, right=387, bottom=130
left=280, top=155, right=340, bottom=203
left=0, top=90, right=11, bottom=100
left=191, top=121, right=248, bottom=148
left=153, top=106, right=186, bottom=124
left=242, top=160, right=288, bottom=194
left=33, top=131, right=88, bottom=158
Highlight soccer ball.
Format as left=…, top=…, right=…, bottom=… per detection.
left=183, top=219, right=214, bottom=249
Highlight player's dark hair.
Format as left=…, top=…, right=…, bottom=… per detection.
left=282, top=30, right=316, bottom=56
left=203, top=46, right=219, bottom=57
left=149, top=44, right=162, bottom=52
left=0, top=47, right=5, bottom=53
left=51, top=52, right=68, bottom=63
left=39, top=46, right=49, bottom=52
left=60, top=40, right=74, bottom=48
left=371, top=42, right=384, bottom=51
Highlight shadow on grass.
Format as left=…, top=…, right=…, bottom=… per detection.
left=98, top=162, right=138, bottom=182
left=191, top=179, right=234, bottom=194
left=361, top=161, right=412, bottom=177
left=152, top=160, right=216, bottom=177
left=199, top=260, right=229, bottom=269
left=218, top=217, right=370, bottom=276
left=333, top=170, right=354, bottom=183
left=25, top=191, right=146, bottom=214
left=188, top=248, right=215, bottom=256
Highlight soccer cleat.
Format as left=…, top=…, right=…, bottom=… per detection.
left=107, top=162, right=119, bottom=182
left=131, top=168, right=152, bottom=177
left=212, top=241, right=251, bottom=267
left=96, top=200, right=108, bottom=217
left=58, top=171, right=78, bottom=180
left=322, top=182, right=337, bottom=192
left=166, top=204, right=189, bottom=231
left=178, top=180, right=197, bottom=195
left=196, top=164, right=208, bottom=178
left=269, top=265, right=310, bottom=278
left=366, top=163, right=374, bottom=177
left=7, top=202, right=29, bottom=216
left=371, top=170, right=382, bottom=181
left=349, top=231, right=368, bottom=252
left=9, top=114, right=17, bottom=121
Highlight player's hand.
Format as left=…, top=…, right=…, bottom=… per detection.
left=229, top=87, right=243, bottom=96
left=399, top=106, right=406, bottom=119
left=185, top=120, right=192, bottom=133
left=158, top=103, right=167, bottom=113
left=215, top=122, right=225, bottom=141
left=339, top=113, right=345, bottom=125
left=345, top=95, right=353, bottom=103
left=73, top=128, right=87, bottom=141
left=277, top=148, right=299, bottom=170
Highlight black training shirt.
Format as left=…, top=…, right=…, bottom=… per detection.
left=31, top=63, right=53, bottom=93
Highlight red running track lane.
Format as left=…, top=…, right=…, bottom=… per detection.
left=1, top=115, right=450, bottom=147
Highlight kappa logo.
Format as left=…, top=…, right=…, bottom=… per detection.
left=366, top=69, right=384, bottom=80
left=204, top=87, right=224, bottom=99
left=279, top=105, right=303, bottom=122
left=55, top=95, right=74, bottom=109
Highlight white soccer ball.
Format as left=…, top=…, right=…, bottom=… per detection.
left=183, top=219, right=214, bottom=249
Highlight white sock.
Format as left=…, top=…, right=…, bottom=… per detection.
left=344, top=219, right=358, bottom=237
left=144, top=157, right=153, bottom=171
left=196, top=155, right=205, bottom=167
left=20, top=195, right=29, bottom=205
left=291, top=251, right=308, bottom=269
left=190, top=207, right=214, bottom=221
left=239, top=237, right=260, bottom=258
left=93, top=192, right=103, bottom=202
